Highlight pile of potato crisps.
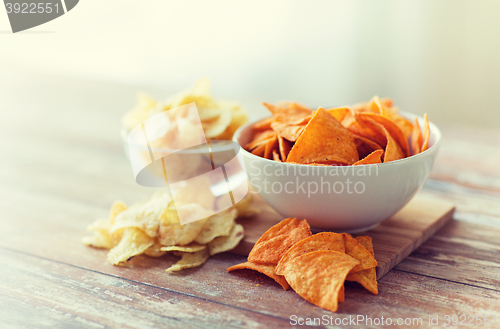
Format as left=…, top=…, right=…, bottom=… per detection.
left=228, top=218, right=378, bottom=313
left=83, top=188, right=259, bottom=272
left=122, top=79, right=248, bottom=142
left=245, top=97, right=430, bottom=165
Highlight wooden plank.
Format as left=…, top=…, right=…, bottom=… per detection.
left=233, top=194, right=455, bottom=279
left=0, top=248, right=289, bottom=329
left=1, top=246, right=499, bottom=329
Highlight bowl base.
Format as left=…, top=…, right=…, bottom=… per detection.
left=311, top=222, right=381, bottom=234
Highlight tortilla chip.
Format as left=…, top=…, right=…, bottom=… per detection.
left=353, top=149, right=384, bottom=165
left=270, top=122, right=306, bottom=142
left=278, top=136, right=292, bottom=162
left=248, top=218, right=312, bottom=264
left=252, top=117, right=275, bottom=131
left=275, top=232, right=345, bottom=275
left=250, top=143, right=267, bottom=157
left=360, top=118, right=405, bottom=163
left=272, top=149, right=282, bottom=162
left=325, top=107, right=350, bottom=123
left=281, top=250, right=359, bottom=313
left=346, top=236, right=378, bottom=294
left=263, top=102, right=312, bottom=123
left=263, top=136, right=279, bottom=160
left=410, top=118, right=423, bottom=155
left=287, top=108, right=359, bottom=165
left=338, top=285, right=345, bottom=303
left=342, top=233, right=377, bottom=272
left=421, top=113, right=430, bottom=152
left=358, top=112, right=410, bottom=157
left=353, top=134, right=383, bottom=160
left=227, top=261, right=290, bottom=290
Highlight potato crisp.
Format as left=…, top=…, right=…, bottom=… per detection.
left=228, top=218, right=379, bottom=312
left=83, top=191, right=256, bottom=272
left=245, top=96, right=430, bottom=165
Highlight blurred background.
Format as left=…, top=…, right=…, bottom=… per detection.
left=1, top=0, right=499, bottom=128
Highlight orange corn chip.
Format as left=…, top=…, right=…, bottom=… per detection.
left=271, top=122, right=306, bottom=142
left=227, top=261, right=290, bottom=290
left=287, top=108, right=359, bottom=165
left=346, top=115, right=387, bottom=148
left=410, top=118, right=423, bottom=155
left=253, top=129, right=277, bottom=143
left=361, top=118, right=405, bottom=163
left=263, top=102, right=312, bottom=124
left=275, top=232, right=344, bottom=275
left=278, top=136, right=292, bottom=162
left=250, top=143, right=267, bottom=157
left=338, top=285, right=345, bottom=303
left=421, top=113, right=430, bottom=152
left=346, top=236, right=378, bottom=294
left=263, top=136, right=278, bottom=160
left=252, top=117, right=275, bottom=131
left=245, top=135, right=274, bottom=151
left=248, top=218, right=312, bottom=264
left=353, top=134, right=383, bottom=160
left=357, top=112, right=410, bottom=157
left=342, top=233, right=377, bottom=273
left=272, top=149, right=281, bottom=162
left=326, top=107, right=350, bottom=123
left=281, top=250, right=359, bottom=313
left=353, top=149, right=384, bottom=166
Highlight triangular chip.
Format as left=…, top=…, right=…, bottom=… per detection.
left=287, top=108, right=359, bottom=165
left=358, top=112, right=410, bottom=157
left=342, top=233, right=377, bottom=272
left=263, top=136, right=279, bottom=160
left=271, top=122, right=306, bottom=142
left=227, top=261, right=290, bottom=290
left=278, top=136, right=292, bottom=161
left=281, top=250, right=359, bottom=312
left=360, top=118, right=405, bottom=162
left=248, top=218, right=311, bottom=264
left=353, top=149, right=384, bottom=165
left=421, top=113, right=430, bottom=152
left=325, top=107, right=349, bottom=122
left=275, top=232, right=344, bottom=275
left=263, top=102, right=312, bottom=123
left=410, top=118, right=423, bottom=156
left=346, top=236, right=378, bottom=294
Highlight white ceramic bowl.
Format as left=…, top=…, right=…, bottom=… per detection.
left=233, top=111, right=442, bottom=232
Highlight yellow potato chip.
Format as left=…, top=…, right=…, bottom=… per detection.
left=144, top=239, right=167, bottom=258
left=158, top=203, right=209, bottom=246
left=342, top=233, right=377, bottom=272
left=248, top=218, right=312, bottom=265
left=166, top=249, right=210, bottom=272
left=111, top=191, right=173, bottom=238
left=82, top=218, right=114, bottom=249
left=161, top=243, right=207, bottom=253
left=227, top=261, right=290, bottom=290
left=281, top=250, right=359, bottom=313
left=208, top=224, right=244, bottom=255
left=232, top=192, right=260, bottom=218
left=107, top=228, right=154, bottom=265
left=109, top=201, right=127, bottom=226
left=194, top=209, right=237, bottom=244
left=275, top=232, right=344, bottom=275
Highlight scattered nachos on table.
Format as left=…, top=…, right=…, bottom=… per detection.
left=83, top=190, right=259, bottom=272
left=122, top=79, right=248, bottom=141
left=228, top=218, right=378, bottom=313
left=245, top=96, right=430, bottom=165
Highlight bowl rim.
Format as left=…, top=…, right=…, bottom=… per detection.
left=232, top=110, right=442, bottom=168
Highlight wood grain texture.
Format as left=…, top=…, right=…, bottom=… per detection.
left=1, top=74, right=500, bottom=328
left=233, top=194, right=455, bottom=280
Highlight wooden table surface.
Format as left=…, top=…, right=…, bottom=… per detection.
left=1, top=72, right=499, bottom=328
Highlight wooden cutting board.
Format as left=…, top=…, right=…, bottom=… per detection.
left=232, top=192, right=455, bottom=280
